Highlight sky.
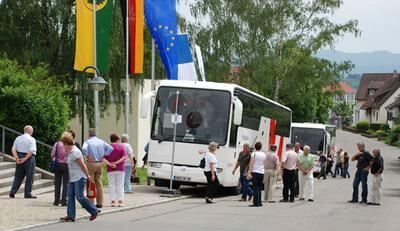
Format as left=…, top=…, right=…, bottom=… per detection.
left=331, top=0, right=400, bottom=53
left=178, top=0, right=400, bottom=54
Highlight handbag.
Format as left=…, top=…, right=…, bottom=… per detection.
left=199, top=157, right=206, bottom=168
left=86, top=179, right=97, bottom=199
left=49, top=142, right=59, bottom=173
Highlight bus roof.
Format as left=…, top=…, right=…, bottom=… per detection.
left=158, top=80, right=292, bottom=112
left=291, top=123, right=328, bottom=130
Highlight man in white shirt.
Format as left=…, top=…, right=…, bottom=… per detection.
left=9, top=125, right=37, bottom=199
left=280, top=143, right=298, bottom=202
left=294, top=142, right=303, bottom=197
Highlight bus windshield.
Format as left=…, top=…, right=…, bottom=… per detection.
left=291, top=127, right=325, bottom=154
left=151, top=87, right=231, bottom=145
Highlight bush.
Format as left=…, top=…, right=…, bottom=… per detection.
left=0, top=58, right=70, bottom=169
left=356, top=121, right=369, bottom=132
left=380, top=124, right=390, bottom=131
left=374, top=130, right=388, bottom=140
left=370, top=123, right=386, bottom=131
left=385, top=125, right=400, bottom=145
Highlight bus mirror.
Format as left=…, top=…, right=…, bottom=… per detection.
left=140, top=91, right=155, bottom=119
left=233, top=97, right=243, bottom=125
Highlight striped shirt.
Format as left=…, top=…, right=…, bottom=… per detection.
left=82, top=136, right=113, bottom=161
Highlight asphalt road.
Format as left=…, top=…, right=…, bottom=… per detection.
left=31, top=130, right=400, bottom=231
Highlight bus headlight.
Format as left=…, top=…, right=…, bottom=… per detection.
left=149, top=162, right=162, bottom=168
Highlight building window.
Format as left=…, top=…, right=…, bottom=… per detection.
left=376, top=111, right=379, bottom=121
left=368, top=89, right=375, bottom=96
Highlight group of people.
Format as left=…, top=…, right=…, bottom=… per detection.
left=202, top=140, right=385, bottom=207
left=9, top=125, right=137, bottom=222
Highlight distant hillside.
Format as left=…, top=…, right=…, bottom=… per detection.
left=316, top=50, right=400, bottom=75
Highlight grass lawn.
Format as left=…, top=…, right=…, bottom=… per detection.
left=101, top=164, right=148, bottom=186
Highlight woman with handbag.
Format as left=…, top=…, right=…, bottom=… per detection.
left=51, top=132, right=70, bottom=206
left=59, top=134, right=100, bottom=222
left=203, top=142, right=219, bottom=203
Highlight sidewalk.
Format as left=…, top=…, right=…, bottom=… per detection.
left=0, top=185, right=189, bottom=231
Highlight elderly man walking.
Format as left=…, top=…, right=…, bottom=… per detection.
left=232, top=143, right=253, bottom=201
left=348, top=142, right=373, bottom=204
left=280, top=143, right=298, bottom=203
left=82, top=128, right=113, bottom=208
left=297, top=146, right=314, bottom=202
left=264, top=144, right=280, bottom=203
left=9, top=125, right=37, bottom=199
left=368, top=149, right=384, bottom=206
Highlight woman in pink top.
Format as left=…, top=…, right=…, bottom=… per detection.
left=51, top=132, right=70, bottom=206
left=103, top=133, right=127, bottom=207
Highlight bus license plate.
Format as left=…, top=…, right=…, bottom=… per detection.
left=174, top=176, right=191, bottom=182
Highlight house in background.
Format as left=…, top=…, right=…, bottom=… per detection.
left=386, top=96, right=400, bottom=128
left=354, top=71, right=400, bottom=127
left=328, top=81, right=357, bottom=126
left=333, top=81, right=357, bottom=105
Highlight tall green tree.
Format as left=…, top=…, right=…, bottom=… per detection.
left=0, top=0, right=166, bottom=126
left=189, top=0, right=359, bottom=122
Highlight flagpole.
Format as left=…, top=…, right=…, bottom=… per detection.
left=124, top=0, right=130, bottom=135
left=151, top=39, right=155, bottom=91
left=93, top=0, right=100, bottom=133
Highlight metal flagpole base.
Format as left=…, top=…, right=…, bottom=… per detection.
left=160, top=189, right=181, bottom=198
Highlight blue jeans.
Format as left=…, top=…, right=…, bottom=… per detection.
left=333, top=163, right=342, bottom=177
left=67, top=177, right=98, bottom=219
left=352, top=168, right=369, bottom=202
left=124, top=165, right=133, bottom=192
left=240, top=171, right=253, bottom=199
left=251, top=172, right=264, bottom=206
left=342, top=164, right=350, bottom=178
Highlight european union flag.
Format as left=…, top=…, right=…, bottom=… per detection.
left=144, top=0, right=178, bottom=79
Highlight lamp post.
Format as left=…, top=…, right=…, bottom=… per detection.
left=81, top=66, right=108, bottom=145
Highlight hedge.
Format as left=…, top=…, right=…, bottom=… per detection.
left=356, top=121, right=369, bottom=132
left=0, top=58, right=70, bottom=169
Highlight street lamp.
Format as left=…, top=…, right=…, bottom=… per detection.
left=81, top=66, right=108, bottom=145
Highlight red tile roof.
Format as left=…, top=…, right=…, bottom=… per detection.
left=339, top=81, right=356, bottom=94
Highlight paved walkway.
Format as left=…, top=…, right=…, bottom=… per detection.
left=0, top=185, right=188, bottom=231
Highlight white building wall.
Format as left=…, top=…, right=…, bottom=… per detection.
left=377, top=88, right=400, bottom=125
left=69, top=79, right=157, bottom=166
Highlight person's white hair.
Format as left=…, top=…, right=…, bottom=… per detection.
left=303, top=145, right=310, bottom=151
left=24, top=125, right=33, bottom=134
left=208, top=142, right=219, bottom=152
left=121, top=134, right=129, bottom=143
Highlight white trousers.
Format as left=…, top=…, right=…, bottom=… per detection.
left=264, top=169, right=278, bottom=201
left=298, top=171, right=313, bottom=200
left=108, top=171, right=125, bottom=202
left=370, top=174, right=383, bottom=204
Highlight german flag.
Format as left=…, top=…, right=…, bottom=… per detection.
left=121, top=0, right=144, bottom=74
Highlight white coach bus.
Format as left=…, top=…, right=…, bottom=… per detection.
left=141, top=80, right=292, bottom=192
left=291, top=123, right=336, bottom=174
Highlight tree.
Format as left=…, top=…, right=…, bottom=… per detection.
left=189, top=0, right=359, bottom=122
left=0, top=0, right=166, bottom=126
left=332, top=101, right=353, bottom=118
left=0, top=58, right=70, bottom=168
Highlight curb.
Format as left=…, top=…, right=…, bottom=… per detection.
left=9, top=195, right=191, bottom=231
